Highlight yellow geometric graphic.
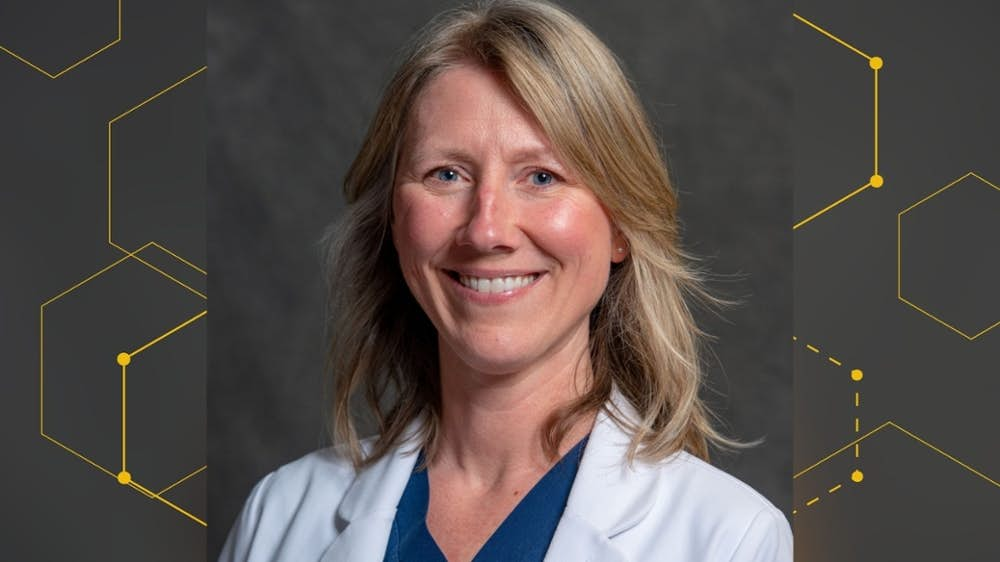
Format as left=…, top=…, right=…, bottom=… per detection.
left=40, top=63, right=208, bottom=527
left=794, top=420, right=1000, bottom=490
left=793, top=335, right=866, bottom=515
left=793, top=476, right=860, bottom=516
left=0, top=0, right=122, bottom=79
left=897, top=171, right=1000, bottom=340
left=793, top=13, right=883, bottom=230
left=40, top=242, right=207, bottom=526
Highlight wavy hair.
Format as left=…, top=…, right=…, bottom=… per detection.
left=324, top=0, right=742, bottom=469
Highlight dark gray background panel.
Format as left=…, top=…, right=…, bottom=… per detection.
left=792, top=1, right=1000, bottom=559
left=207, top=0, right=793, bottom=557
left=0, top=0, right=206, bottom=560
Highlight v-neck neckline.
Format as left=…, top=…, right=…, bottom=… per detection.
left=386, top=434, right=590, bottom=562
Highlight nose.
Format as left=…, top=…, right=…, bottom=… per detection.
left=455, top=171, right=519, bottom=253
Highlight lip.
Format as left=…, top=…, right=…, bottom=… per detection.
left=440, top=268, right=545, bottom=304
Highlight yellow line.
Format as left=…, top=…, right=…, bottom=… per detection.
left=121, top=364, right=127, bottom=472
left=806, top=497, right=820, bottom=507
left=50, top=39, right=121, bottom=79
left=129, top=480, right=206, bottom=526
left=873, top=68, right=879, bottom=174
left=792, top=13, right=871, bottom=60
left=898, top=173, right=972, bottom=215
left=795, top=421, right=892, bottom=478
left=41, top=242, right=155, bottom=307
left=130, top=310, right=207, bottom=357
left=796, top=422, right=1000, bottom=488
left=128, top=482, right=155, bottom=499
left=128, top=252, right=207, bottom=299
left=794, top=181, right=872, bottom=230
left=828, top=357, right=842, bottom=366
left=854, top=417, right=859, bottom=432
left=155, top=465, right=207, bottom=498
left=0, top=46, right=59, bottom=78
left=828, top=484, right=842, bottom=493
left=855, top=392, right=859, bottom=407
left=108, top=123, right=113, bottom=244
left=806, top=344, right=820, bottom=353
left=889, top=422, right=1000, bottom=489
left=897, top=212, right=902, bottom=296
left=108, top=66, right=207, bottom=250
left=0, top=0, right=123, bottom=79
left=39, top=307, right=44, bottom=433
left=109, top=66, right=207, bottom=124
left=969, top=318, right=1000, bottom=340
left=41, top=433, right=116, bottom=479
left=855, top=443, right=859, bottom=458
left=151, top=241, right=207, bottom=275
left=969, top=171, right=1000, bottom=191
left=898, top=297, right=974, bottom=340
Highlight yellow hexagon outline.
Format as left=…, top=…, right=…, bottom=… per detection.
left=793, top=13, right=883, bottom=230
left=897, top=171, right=1000, bottom=340
left=0, top=0, right=122, bottom=79
left=40, top=242, right=207, bottom=526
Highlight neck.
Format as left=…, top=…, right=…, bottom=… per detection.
left=431, top=323, right=596, bottom=488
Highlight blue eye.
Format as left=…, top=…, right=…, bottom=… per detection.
left=530, top=170, right=556, bottom=186
left=434, top=168, right=460, bottom=182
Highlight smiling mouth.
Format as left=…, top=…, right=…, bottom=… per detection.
left=445, top=270, right=541, bottom=294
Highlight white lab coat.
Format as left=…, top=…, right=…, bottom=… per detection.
left=220, top=391, right=792, bottom=561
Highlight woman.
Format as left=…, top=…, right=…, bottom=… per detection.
left=221, top=1, right=792, bottom=560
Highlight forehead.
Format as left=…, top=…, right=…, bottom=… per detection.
left=404, top=63, right=554, bottom=156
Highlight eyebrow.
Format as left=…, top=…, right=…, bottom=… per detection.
left=405, top=145, right=567, bottom=170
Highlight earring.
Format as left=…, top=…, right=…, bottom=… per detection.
left=616, top=247, right=625, bottom=253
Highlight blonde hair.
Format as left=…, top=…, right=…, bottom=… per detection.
left=325, top=0, right=742, bottom=469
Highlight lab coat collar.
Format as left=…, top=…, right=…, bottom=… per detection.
left=543, top=389, right=663, bottom=561
left=323, top=389, right=661, bottom=561
left=322, top=420, right=423, bottom=561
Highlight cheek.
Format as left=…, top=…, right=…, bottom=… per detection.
left=538, top=200, right=614, bottom=273
left=393, top=189, right=454, bottom=268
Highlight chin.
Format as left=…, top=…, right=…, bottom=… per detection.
left=444, top=336, right=543, bottom=376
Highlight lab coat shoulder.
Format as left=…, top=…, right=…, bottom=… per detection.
left=603, top=450, right=792, bottom=562
left=547, top=399, right=792, bottom=562
left=219, top=444, right=360, bottom=562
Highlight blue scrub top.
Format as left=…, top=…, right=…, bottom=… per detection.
left=382, top=435, right=590, bottom=562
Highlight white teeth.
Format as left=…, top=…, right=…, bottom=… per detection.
left=458, top=274, right=538, bottom=294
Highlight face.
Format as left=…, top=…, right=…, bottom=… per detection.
left=392, top=63, right=627, bottom=376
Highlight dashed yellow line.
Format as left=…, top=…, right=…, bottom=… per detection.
left=794, top=475, right=861, bottom=516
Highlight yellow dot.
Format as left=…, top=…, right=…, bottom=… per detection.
left=851, top=369, right=864, bottom=381
left=869, top=56, right=883, bottom=70
left=117, top=471, right=132, bottom=485
left=870, top=174, right=884, bottom=188
left=116, top=352, right=131, bottom=366
left=851, top=469, right=864, bottom=483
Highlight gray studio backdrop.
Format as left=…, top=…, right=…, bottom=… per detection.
left=208, top=0, right=791, bottom=556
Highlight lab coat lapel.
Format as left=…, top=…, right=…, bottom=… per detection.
left=320, top=421, right=422, bottom=562
left=545, top=391, right=663, bottom=561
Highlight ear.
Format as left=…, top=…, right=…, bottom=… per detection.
left=611, top=231, right=629, bottom=263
